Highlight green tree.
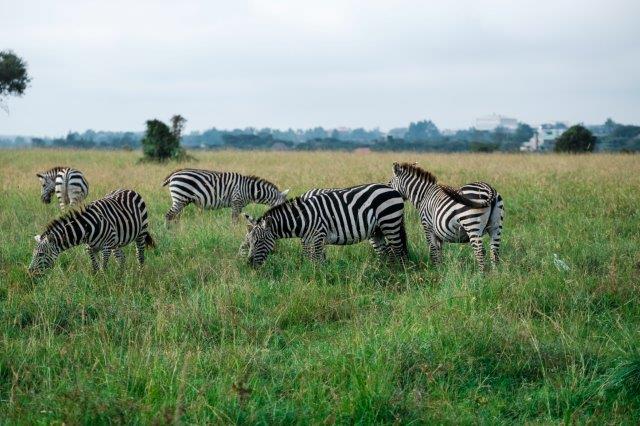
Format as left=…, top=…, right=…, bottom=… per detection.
left=405, top=120, right=440, bottom=142
left=514, top=123, right=534, bottom=142
left=0, top=50, right=31, bottom=111
left=141, top=118, right=184, bottom=161
left=555, top=125, right=596, bottom=153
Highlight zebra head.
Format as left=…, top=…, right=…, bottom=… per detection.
left=28, top=234, right=60, bottom=275
left=389, top=162, right=428, bottom=202
left=36, top=173, right=55, bottom=204
left=243, top=214, right=276, bottom=268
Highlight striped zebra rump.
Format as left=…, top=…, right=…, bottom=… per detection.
left=55, top=168, right=89, bottom=209
left=36, top=166, right=88, bottom=209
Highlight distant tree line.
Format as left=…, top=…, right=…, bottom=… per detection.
left=2, top=118, right=638, bottom=153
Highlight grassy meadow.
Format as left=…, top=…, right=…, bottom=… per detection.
left=1, top=149, right=639, bottom=424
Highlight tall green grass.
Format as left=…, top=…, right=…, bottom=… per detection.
left=1, top=150, right=639, bottom=423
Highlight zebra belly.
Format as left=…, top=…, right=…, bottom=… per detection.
left=198, top=198, right=230, bottom=209
left=324, top=217, right=375, bottom=245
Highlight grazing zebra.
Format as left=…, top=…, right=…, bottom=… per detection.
left=162, top=168, right=290, bottom=223
left=28, top=189, right=154, bottom=275
left=389, top=162, right=504, bottom=270
left=239, top=187, right=337, bottom=255
left=242, top=183, right=408, bottom=268
left=36, top=166, right=89, bottom=209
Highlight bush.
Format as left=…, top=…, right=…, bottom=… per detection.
left=555, top=125, right=596, bottom=153
left=140, top=118, right=190, bottom=162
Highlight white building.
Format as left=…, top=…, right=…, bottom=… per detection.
left=475, top=114, right=519, bottom=131
left=520, top=122, right=569, bottom=152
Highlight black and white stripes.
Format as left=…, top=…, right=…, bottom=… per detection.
left=28, top=189, right=154, bottom=275
left=36, top=166, right=89, bottom=209
left=243, top=183, right=408, bottom=267
left=162, top=168, right=289, bottom=223
left=389, top=162, right=504, bottom=270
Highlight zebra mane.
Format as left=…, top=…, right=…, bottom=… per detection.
left=396, top=162, right=438, bottom=184
left=246, top=174, right=279, bottom=191
left=260, top=196, right=304, bottom=221
left=42, top=206, right=87, bottom=234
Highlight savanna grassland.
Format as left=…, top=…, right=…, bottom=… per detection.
left=1, top=149, right=639, bottom=424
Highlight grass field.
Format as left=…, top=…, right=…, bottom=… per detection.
left=1, top=149, right=639, bottom=424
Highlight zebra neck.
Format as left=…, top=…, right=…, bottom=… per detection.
left=407, top=181, right=435, bottom=208
left=269, top=207, right=304, bottom=239
left=50, top=213, right=93, bottom=250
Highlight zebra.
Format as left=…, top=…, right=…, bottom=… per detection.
left=389, top=162, right=504, bottom=271
left=242, top=183, right=408, bottom=268
left=238, top=187, right=338, bottom=255
left=28, top=189, right=154, bottom=275
left=36, top=166, right=89, bottom=209
left=162, top=168, right=290, bottom=223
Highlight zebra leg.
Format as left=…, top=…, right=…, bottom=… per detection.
left=231, top=197, right=246, bottom=223
left=369, top=228, right=390, bottom=259
left=87, top=246, right=99, bottom=273
left=379, top=221, right=408, bottom=261
left=135, top=236, right=147, bottom=268
left=165, top=200, right=188, bottom=224
left=488, top=197, right=504, bottom=266
left=421, top=221, right=442, bottom=265
left=469, top=235, right=486, bottom=271
left=113, top=248, right=125, bottom=272
left=101, top=248, right=112, bottom=271
left=301, top=237, right=313, bottom=259
left=309, top=232, right=327, bottom=263
left=429, top=233, right=443, bottom=265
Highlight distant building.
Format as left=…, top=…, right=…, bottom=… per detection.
left=475, top=114, right=519, bottom=131
left=520, top=122, right=569, bottom=152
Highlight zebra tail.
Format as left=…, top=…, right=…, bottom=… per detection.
left=441, top=186, right=491, bottom=208
left=161, top=173, right=173, bottom=187
left=144, top=233, right=156, bottom=248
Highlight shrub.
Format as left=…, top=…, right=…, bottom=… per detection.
left=555, top=125, right=596, bottom=153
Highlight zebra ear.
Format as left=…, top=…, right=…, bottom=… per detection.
left=34, top=234, right=42, bottom=242
left=36, top=173, right=45, bottom=181
left=243, top=213, right=257, bottom=226
left=281, top=189, right=290, bottom=198
left=393, top=162, right=401, bottom=173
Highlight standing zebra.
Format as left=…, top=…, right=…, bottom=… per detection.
left=389, top=162, right=504, bottom=270
left=162, top=169, right=290, bottom=223
left=28, top=189, right=154, bottom=275
left=242, top=183, right=408, bottom=268
left=36, top=166, right=89, bottom=209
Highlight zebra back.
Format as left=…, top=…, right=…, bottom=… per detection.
left=300, top=188, right=337, bottom=200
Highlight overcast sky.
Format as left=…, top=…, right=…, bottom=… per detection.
left=1, top=0, right=639, bottom=136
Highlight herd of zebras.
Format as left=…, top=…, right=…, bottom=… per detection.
left=28, top=163, right=504, bottom=275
